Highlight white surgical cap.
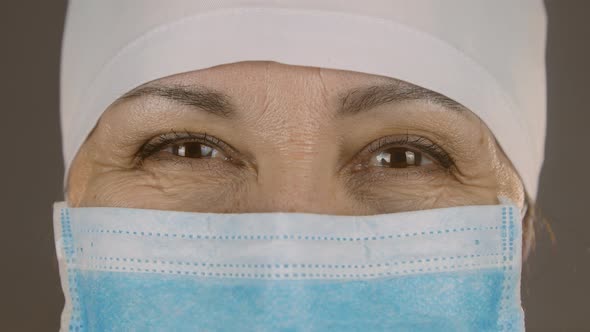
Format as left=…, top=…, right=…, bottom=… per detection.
left=60, top=0, right=547, bottom=200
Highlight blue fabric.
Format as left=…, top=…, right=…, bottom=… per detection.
left=68, top=268, right=521, bottom=332
left=55, top=203, right=524, bottom=332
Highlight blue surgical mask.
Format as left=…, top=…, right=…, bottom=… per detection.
left=53, top=198, right=525, bottom=331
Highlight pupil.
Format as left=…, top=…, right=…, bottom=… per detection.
left=377, top=148, right=422, bottom=168
left=185, top=143, right=203, bottom=157
left=174, top=143, right=214, bottom=158
left=389, top=148, right=408, bottom=168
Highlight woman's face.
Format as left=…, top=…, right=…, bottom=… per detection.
left=67, top=60, right=525, bottom=215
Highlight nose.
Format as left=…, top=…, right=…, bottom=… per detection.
left=243, top=150, right=361, bottom=215
left=250, top=179, right=360, bottom=215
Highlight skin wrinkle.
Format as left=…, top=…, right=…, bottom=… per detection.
left=317, top=68, right=333, bottom=118
left=256, top=67, right=332, bottom=205
left=67, top=60, right=526, bottom=219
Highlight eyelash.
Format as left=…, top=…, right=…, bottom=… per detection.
left=364, top=134, right=455, bottom=169
left=137, top=131, right=455, bottom=171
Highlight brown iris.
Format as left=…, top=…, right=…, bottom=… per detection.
left=372, top=147, right=431, bottom=168
left=166, top=142, right=221, bottom=159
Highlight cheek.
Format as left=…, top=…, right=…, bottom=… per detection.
left=345, top=170, right=497, bottom=213
left=79, top=167, right=252, bottom=212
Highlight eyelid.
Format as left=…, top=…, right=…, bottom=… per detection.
left=359, top=134, right=455, bottom=169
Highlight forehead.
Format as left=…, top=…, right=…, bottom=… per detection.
left=118, top=60, right=470, bottom=122
left=138, top=60, right=395, bottom=101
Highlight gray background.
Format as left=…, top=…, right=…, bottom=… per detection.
left=1, top=1, right=588, bottom=331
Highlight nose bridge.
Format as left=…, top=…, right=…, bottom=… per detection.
left=257, top=147, right=322, bottom=201
left=244, top=64, right=350, bottom=213
left=253, top=145, right=348, bottom=214
left=254, top=178, right=345, bottom=214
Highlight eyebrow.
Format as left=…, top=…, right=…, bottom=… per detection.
left=118, top=84, right=236, bottom=118
left=337, top=81, right=468, bottom=116
left=118, top=81, right=467, bottom=118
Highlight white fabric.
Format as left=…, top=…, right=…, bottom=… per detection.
left=60, top=0, right=547, bottom=200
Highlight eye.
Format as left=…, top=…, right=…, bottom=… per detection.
left=137, top=131, right=239, bottom=165
left=162, top=142, right=225, bottom=159
left=370, top=147, right=433, bottom=168
left=354, top=134, right=454, bottom=172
